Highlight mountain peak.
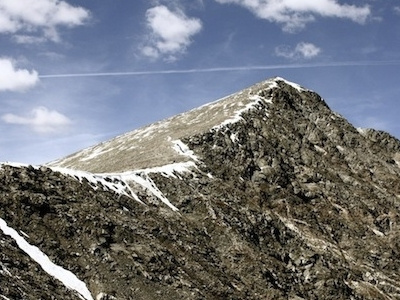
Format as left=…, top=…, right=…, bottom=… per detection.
left=47, top=77, right=316, bottom=173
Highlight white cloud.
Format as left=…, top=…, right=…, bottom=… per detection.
left=214, top=0, right=370, bottom=32
left=141, top=46, right=160, bottom=59
left=394, top=6, right=400, bottom=15
left=142, top=5, right=202, bottom=61
left=2, top=107, right=72, bottom=134
left=0, top=0, right=90, bottom=42
left=294, top=42, right=321, bottom=58
left=12, top=34, right=47, bottom=44
left=0, top=58, right=39, bottom=92
left=275, top=42, right=321, bottom=59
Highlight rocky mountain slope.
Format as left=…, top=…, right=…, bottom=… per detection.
left=1, top=77, right=400, bottom=299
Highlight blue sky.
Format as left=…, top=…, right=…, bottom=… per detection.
left=1, top=0, right=400, bottom=164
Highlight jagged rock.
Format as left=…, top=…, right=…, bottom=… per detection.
left=1, top=77, right=400, bottom=299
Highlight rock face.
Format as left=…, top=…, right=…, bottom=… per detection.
left=1, top=77, right=400, bottom=299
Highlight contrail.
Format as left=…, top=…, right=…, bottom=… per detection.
left=38, top=60, right=400, bottom=78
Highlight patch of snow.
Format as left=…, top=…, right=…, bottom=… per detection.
left=136, top=161, right=197, bottom=179
left=122, top=172, right=179, bottom=211
left=266, top=79, right=279, bottom=89
left=96, top=293, right=107, bottom=300
left=52, top=160, right=199, bottom=212
left=50, top=167, right=145, bottom=205
left=103, top=161, right=197, bottom=211
left=212, top=94, right=269, bottom=130
left=1, top=296, right=11, bottom=300
left=172, top=140, right=199, bottom=161
left=0, top=162, right=30, bottom=169
left=0, top=217, right=94, bottom=300
left=274, top=77, right=305, bottom=92
left=249, top=94, right=273, bottom=104
left=136, top=121, right=171, bottom=140
left=210, top=86, right=275, bottom=131
left=92, top=161, right=198, bottom=211
left=357, top=127, right=368, bottom=136
left=230, top=132, right=238, bottom=143
left=80, top=147, right=113, bottom=162
left=104, top=161, right=198, bottom=211
left=214, top=101, right=255, bottom=129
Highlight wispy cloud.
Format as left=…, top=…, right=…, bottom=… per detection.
left=275, top=42, right=321, bottom=60
left=0, top=0, right=90, bottom=42
left=214, top=0, right=370, bottom=32
left=0, top=58, right=39, bottom=92
left=141, top=5, right=202, bottom=61
left=38, top=60, right=400, bottom=79
left=2, top=107, right=72, bottom=134
left=12, top=35, right=47, bottom=44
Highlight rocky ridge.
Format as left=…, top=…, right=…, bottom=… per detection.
left=1, top=77, right=400, bottom=299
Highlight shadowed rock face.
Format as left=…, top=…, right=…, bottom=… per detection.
left=1, top=78, right=400, bottom=299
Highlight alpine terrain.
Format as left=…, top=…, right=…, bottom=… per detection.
left=1, top=77, right=400, bottom=300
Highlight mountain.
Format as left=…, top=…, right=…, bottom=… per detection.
left=1, top=77, right=400, bottom=300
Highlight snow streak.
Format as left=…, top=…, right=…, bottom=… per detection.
left=0, top=218, right=94, bottom=300
left=51, top=161, right=198, bottom=212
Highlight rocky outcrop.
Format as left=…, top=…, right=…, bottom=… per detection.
left=1, top=78, right=400, bottom=299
